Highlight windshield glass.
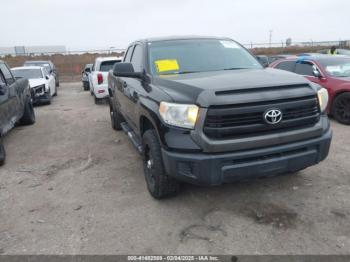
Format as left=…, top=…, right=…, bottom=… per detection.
left=12, top=68, right=43, bottom=79
left=319, top=57, right=350, bottom=77
left=148, top=39, right=262, bottom=75
left=100, top=60, right=120, bottom=72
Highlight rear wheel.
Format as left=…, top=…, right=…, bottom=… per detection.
left=53, top=86, right=58, bottom=96
left=0, top=139, right=5, bottom=166
left=142, top=130, right=180, bottom=199
left=20, top=98, right=36, bottom=125
left=94, top=96, right=99, bottom=105
left=83, top=82, right=89, bottom=91
left=109, top=98, right=122, bottom=130
left=332, top=92, right=350, bottom=125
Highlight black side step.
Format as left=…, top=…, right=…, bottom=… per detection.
left=120, top=122, right=143, bottom=154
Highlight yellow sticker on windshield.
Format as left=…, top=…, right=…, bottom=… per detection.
left=155, top=59, right=179, bottom=73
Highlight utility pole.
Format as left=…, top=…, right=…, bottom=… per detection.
left=269, top=30, right=273, bottom=48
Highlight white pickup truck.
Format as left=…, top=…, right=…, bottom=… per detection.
left=89, top=57, right=122, bottom=103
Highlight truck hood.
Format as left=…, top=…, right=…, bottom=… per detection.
left=153, top=68, right=316, bottom=107
left=29, top=79, right=46, bottom=88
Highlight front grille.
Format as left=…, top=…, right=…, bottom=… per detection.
left=204, top=95, right=320, bottom=139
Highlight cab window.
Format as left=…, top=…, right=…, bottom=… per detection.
left=124, top=45, right=134, bottom=63
left=0, top=64, right=14, bottom=85
left=130, top=45, right=143, bottom=72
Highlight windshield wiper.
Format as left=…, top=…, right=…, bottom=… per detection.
left=223, top=67, right=248, bottom=71
left=160, top=70, right=201, bottom=75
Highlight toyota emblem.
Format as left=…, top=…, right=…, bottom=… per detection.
left=264, top=109, right=283, bottom=125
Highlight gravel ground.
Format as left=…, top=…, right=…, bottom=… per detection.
left=0, top=82, right=349, bottom=255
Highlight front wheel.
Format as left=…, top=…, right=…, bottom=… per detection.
left=142, top=130, right=180, bottom=199
left=109, top=98, right=122, bottom=130
left=332, top=92, right=350, bottom=125
left=20, top=98, right=36, bottom=125
left=0, top=139, right=5, bottom=166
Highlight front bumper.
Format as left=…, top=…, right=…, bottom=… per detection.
left=31, top=87, right=50, bottom=104
left=161, top=128, right=332, bottom=186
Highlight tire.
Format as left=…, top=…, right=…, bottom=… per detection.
left=20, top=98, right=36, bottom=125
left=0, top=139, right=5, bottom=166
left=56, top=79, right=59, bottom=87
left=332, top=92, right=350, bottom=125
left=109, top=98, right=122, bottom=130
left=94, top=96, right=99, bottom=105
left=142, top=129, right=180, bottom=199
left=53, top=87, right=58, bottom=97
left=83, top=82, right=89, bottom=91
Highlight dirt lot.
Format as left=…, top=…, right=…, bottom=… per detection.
left=0, top=82, right=349, bottom=255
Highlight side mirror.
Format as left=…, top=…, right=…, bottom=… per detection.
left=256, top=55, right=269, bottom=68
left=0, top=82, right=6, bottom=95
left=49, top=69, right=53, bottom=74
left=312, top=67, right=322, bottom=78
left=113, top=62, right=142, bottom=78
left=45, top=75, right=50, bottom=80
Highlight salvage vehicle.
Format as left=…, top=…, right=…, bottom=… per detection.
left=89, top=57, right=122, bottom=104
left=0, top=61, right=35, bottom=166
left=270, top=55, right=350, bottom=124
left=82, top=63, right=93, bottom=91
left=108, top=36, right=332, bottom=199
left=23, top=60, right=60, bottom=87
left=12, top=66, right=56, bottom=104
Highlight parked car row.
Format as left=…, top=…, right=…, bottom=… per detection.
left=0, top=61, right=36, bottom=165
left=0, top=59, right=60, bottom=165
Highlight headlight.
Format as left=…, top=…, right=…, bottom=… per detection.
left=317, top=88, right=329, bottom=112
left=159, top=102, right=199, bottom=129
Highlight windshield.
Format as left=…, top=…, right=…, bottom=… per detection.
left=100, top=60, right=120, bottom=72
left=12, top=68, right=43, bottom=79
left=319, top=57, right=350, bottom=77
left=148, top=39, right=262, bottom=75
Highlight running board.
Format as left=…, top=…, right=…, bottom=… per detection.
left=120, top=122, right=143, bottom=154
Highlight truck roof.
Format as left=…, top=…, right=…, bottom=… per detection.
left=135, top=35, right=232, bottom=43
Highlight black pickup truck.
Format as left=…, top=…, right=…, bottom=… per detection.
left=0, top=60, right=36, bottom=165
left=108, top=36, right=332, bottom=199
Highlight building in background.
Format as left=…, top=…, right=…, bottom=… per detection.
left=0, top=45, right=66, bottom=56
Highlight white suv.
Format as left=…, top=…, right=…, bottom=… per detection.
left=89, top=57, right=122, bottom=103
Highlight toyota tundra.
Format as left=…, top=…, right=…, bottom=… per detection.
left=108, top=36, right=332, bottom=199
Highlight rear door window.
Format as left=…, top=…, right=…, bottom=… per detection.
left=100, top=60, right=121, bottom=72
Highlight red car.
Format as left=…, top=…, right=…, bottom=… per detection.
left=270, top=55, right=350, bottom=124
